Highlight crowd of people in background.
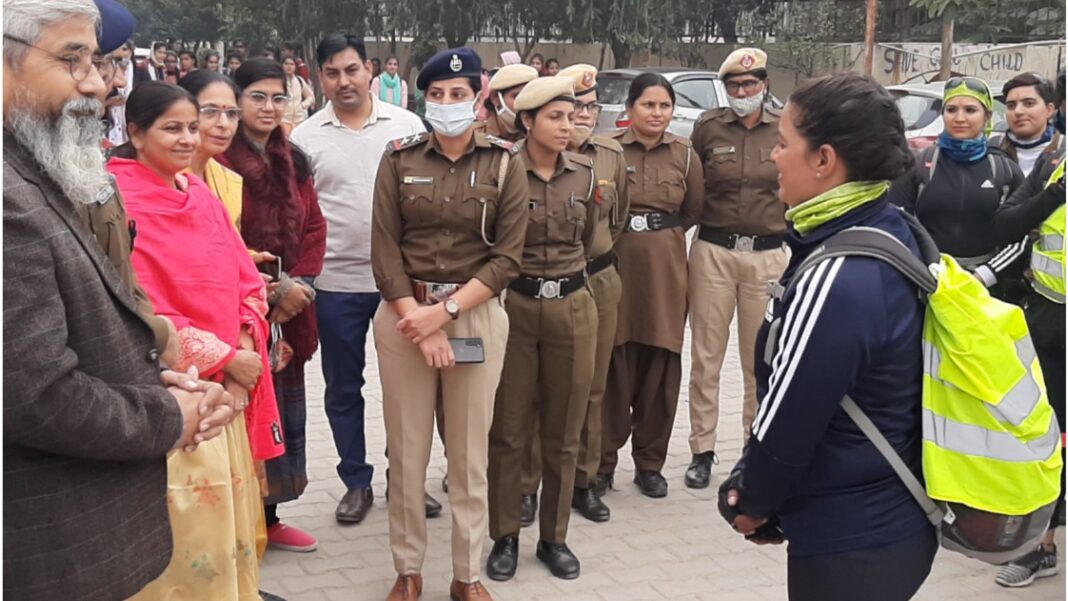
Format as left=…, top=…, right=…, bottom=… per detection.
left=4, top=0, right=1065, bottom=601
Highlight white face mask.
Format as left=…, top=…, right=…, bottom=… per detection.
left=425, top=99, right=477, bottom=137
left=728, top=93, right=764, bottom=118
left=495, top=93, right=518, bottom=134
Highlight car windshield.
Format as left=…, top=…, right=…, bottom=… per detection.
left=599, top=76, right=633, bottom=106
left=895, top=93, right=941, bottom=131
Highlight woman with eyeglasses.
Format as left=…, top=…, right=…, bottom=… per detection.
left=598, top=73, right=702, bottom=500
left=216, top=57, right=327, bottom=555
left=889, top=76, right=1026, bottom=301
left=178, top=70, right=245, bottom=228
left=107, top=81, right=283, bottom=601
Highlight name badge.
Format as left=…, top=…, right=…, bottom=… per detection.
left=712, top=146, right=736, bottom=156
left=403, top=176, right=434, bottom=185
left=626, top=166, right=637, bottom=174
left=597, top=179, right=614, bottom=187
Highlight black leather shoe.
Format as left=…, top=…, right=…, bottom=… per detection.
left=536, top=540, right=580, bottom=579
left=520, top=494, right=537, bottom=527
left=592, top=473, right=614, bottom=498
left=486, top=535, right=519, bottom=581
left=335, top=488, right=374, bottom=524
left=571, top=487, right=610, bottom=522
left=634, top=471, right=668, bottom=498
left=684, top=451, right=718, bottom=489
left=259, top=591, right=287, bottom=601
left=425, top=492, right=443, bottom=518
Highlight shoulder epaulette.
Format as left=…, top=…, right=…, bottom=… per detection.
left=385, top=132, right=430, bottom=154
left=764, top=105, right=783, bottom=117
left=696, top=107, right=730, bottom=126
left=564, top=150, right=595, bottom=169
left=590, top=136, right=624, bottom=154
left=485, top=134, right=521, bottom=155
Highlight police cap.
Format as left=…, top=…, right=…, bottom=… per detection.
left=417, top=47, right=482, bottom=91
left=489, top=64, right=539, bottom=92
left=558, top=64, right=598, bottom=96
left=514, top=76, right=575, bottom=112
left=718, top=48, right=768, bottom=80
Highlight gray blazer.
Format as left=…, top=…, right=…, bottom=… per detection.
left=3, top=134, right=184, bottom=601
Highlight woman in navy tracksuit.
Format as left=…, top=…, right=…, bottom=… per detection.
left=720, top=73, right=937, bottom=601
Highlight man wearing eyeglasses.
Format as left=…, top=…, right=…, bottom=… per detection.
left=3, top=0, right=236, bottom=599
left=685, top=48, right=788, bottom=490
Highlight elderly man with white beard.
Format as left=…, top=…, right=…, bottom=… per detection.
left=3, top=1, right=235, bottom=599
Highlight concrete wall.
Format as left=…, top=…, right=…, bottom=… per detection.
left=359, top=40, right=1065, bottom=98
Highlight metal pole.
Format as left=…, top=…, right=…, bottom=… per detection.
left=864, top=0, right=878, bottom=75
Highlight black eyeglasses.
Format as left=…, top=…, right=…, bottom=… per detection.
left=575, top=101, right=602, bottom=114
left=725, top=78, right=764, bottom=95
left=4, top=34, right=100, bottom=82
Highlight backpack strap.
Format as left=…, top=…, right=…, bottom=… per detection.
left=916, top=146, right=939, bottom=201
left=793, top=225, right=938, bottom=295
left=841, top=395, right=945, bottom=526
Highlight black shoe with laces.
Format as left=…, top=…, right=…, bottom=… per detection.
left=684, top=451, right=718, bottom=489
left=571, top=486, right=610, bottom=522
left=592, top=473, right=614, bottom=498
left=536, top=540, right=580, bottom=579
left=634, top=471, right=668, bottom=498
left=520, top=493, right=537, bottom=527
left=486, top=535, right=519, bottom=581
left=995, top=544, right=1058, bottom=588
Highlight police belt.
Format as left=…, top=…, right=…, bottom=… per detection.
left=625, top=211, right=680, bottom=232
left=698, top=226, right=784, bottom=252
left=412, top=279, right=462, bottom=304
left=587, top=251, right=617, bottom=276
left=509, top=270, right=587, bottom=299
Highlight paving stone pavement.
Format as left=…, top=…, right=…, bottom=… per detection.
left=261, top=322, right=1066, bottom=601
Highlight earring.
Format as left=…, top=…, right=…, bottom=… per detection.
left=815, top=172, right=822, bottom=178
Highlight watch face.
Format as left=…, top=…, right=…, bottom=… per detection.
left=446, top=299, right=460, bottom=316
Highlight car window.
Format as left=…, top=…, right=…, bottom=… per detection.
left=895, top=94, right=941, bottom=131
left=598, top=76, right=633, bottom=106
left=673, top=78, right=718, bottom=110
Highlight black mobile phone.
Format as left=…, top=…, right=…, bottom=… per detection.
left=449, top=338, right=486, bottom=364
left=258, top=256, right=282, bottom=282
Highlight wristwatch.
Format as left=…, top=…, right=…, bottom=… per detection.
left=444, top=298, right=461, bottom=320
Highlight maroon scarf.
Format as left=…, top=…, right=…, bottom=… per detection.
left=218, top=127, right=304, bottom=269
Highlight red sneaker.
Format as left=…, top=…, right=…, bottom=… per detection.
left=267, top=522, right=318, bottom=553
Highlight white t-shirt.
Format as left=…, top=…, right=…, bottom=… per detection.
left=290, top=96, right=425, bottom=293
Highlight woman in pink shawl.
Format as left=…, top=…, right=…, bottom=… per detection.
left=108, top=81, right=283, bottom=600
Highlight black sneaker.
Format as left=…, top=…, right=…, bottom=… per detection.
left=995, top=544, right=1058, bottom=588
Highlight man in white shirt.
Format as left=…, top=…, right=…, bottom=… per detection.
left=997, top=73, right=1063, bottom=177
left=291, top=33, right=428, bottom=526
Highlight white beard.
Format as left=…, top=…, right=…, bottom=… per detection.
left=7, top=96, right=111, bottom=206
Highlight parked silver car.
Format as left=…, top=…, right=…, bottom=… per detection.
left=888, top=80, right=1009, bottom=150
left=593, top=67, right=782, bottom=139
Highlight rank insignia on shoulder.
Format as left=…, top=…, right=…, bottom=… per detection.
left=485, top=134, right=520, bottom=154
left=387, top=133, right=429, bottom=153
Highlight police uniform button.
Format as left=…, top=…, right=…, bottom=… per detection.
left=439, top=264, right=446, bottom=270
left=449, top=167, right=456, bottom=174
left=147, top=348, right=160, bottom=362
left=444, top=197, right=451, bottom=203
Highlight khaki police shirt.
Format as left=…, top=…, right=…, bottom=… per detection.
left=474, top=114, right=521, bottom=142
left=519, top=147, right=598, bottom=278
left=613, top=129, right=703, bottom=227
left=690, top=106, right=786, bottom=236
left=77, top=185, right=170, bottom=351
left=575, top=135, right=630, bottom=258
left=371, top=131, right=530, bottom=301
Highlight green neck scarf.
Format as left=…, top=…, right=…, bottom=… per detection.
left=379, top=73, right=401, bottom=103
left=785, top=180, right=890, bottom=234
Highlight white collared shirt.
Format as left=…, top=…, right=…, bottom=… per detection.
left=291, top=95, right=426, bottom=293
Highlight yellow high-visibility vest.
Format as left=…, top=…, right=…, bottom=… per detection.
left=1030, top=161, right=1065, bottom=303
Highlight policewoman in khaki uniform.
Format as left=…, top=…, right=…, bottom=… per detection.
left=476, top=64, right=539, bottom=141
left=518, top=64, right=630, bottom=523
left=371, top=48, right=529, bottom=601
left=599, top=73, right=703, bottom=498
left=685, top=48, right=788, bottom=490
left=486, top=76, right=598, bottom=582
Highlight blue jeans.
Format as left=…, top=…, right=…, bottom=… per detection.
left=316, top=290, right=381, bottom=491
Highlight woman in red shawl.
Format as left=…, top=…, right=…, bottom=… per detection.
left=107, top=81, right=283, bottom=600
left=216, top=58, right=327, bottom=553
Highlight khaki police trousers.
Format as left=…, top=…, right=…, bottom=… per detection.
left=374, top=298, right=509, bottom=583
left=600, top=342, right=682, bottom=475
left=488, top=287, right=597, bottom=543
left=520, top=266, right=623, bottom=492
left=686, top=240, right=789, bottom=454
